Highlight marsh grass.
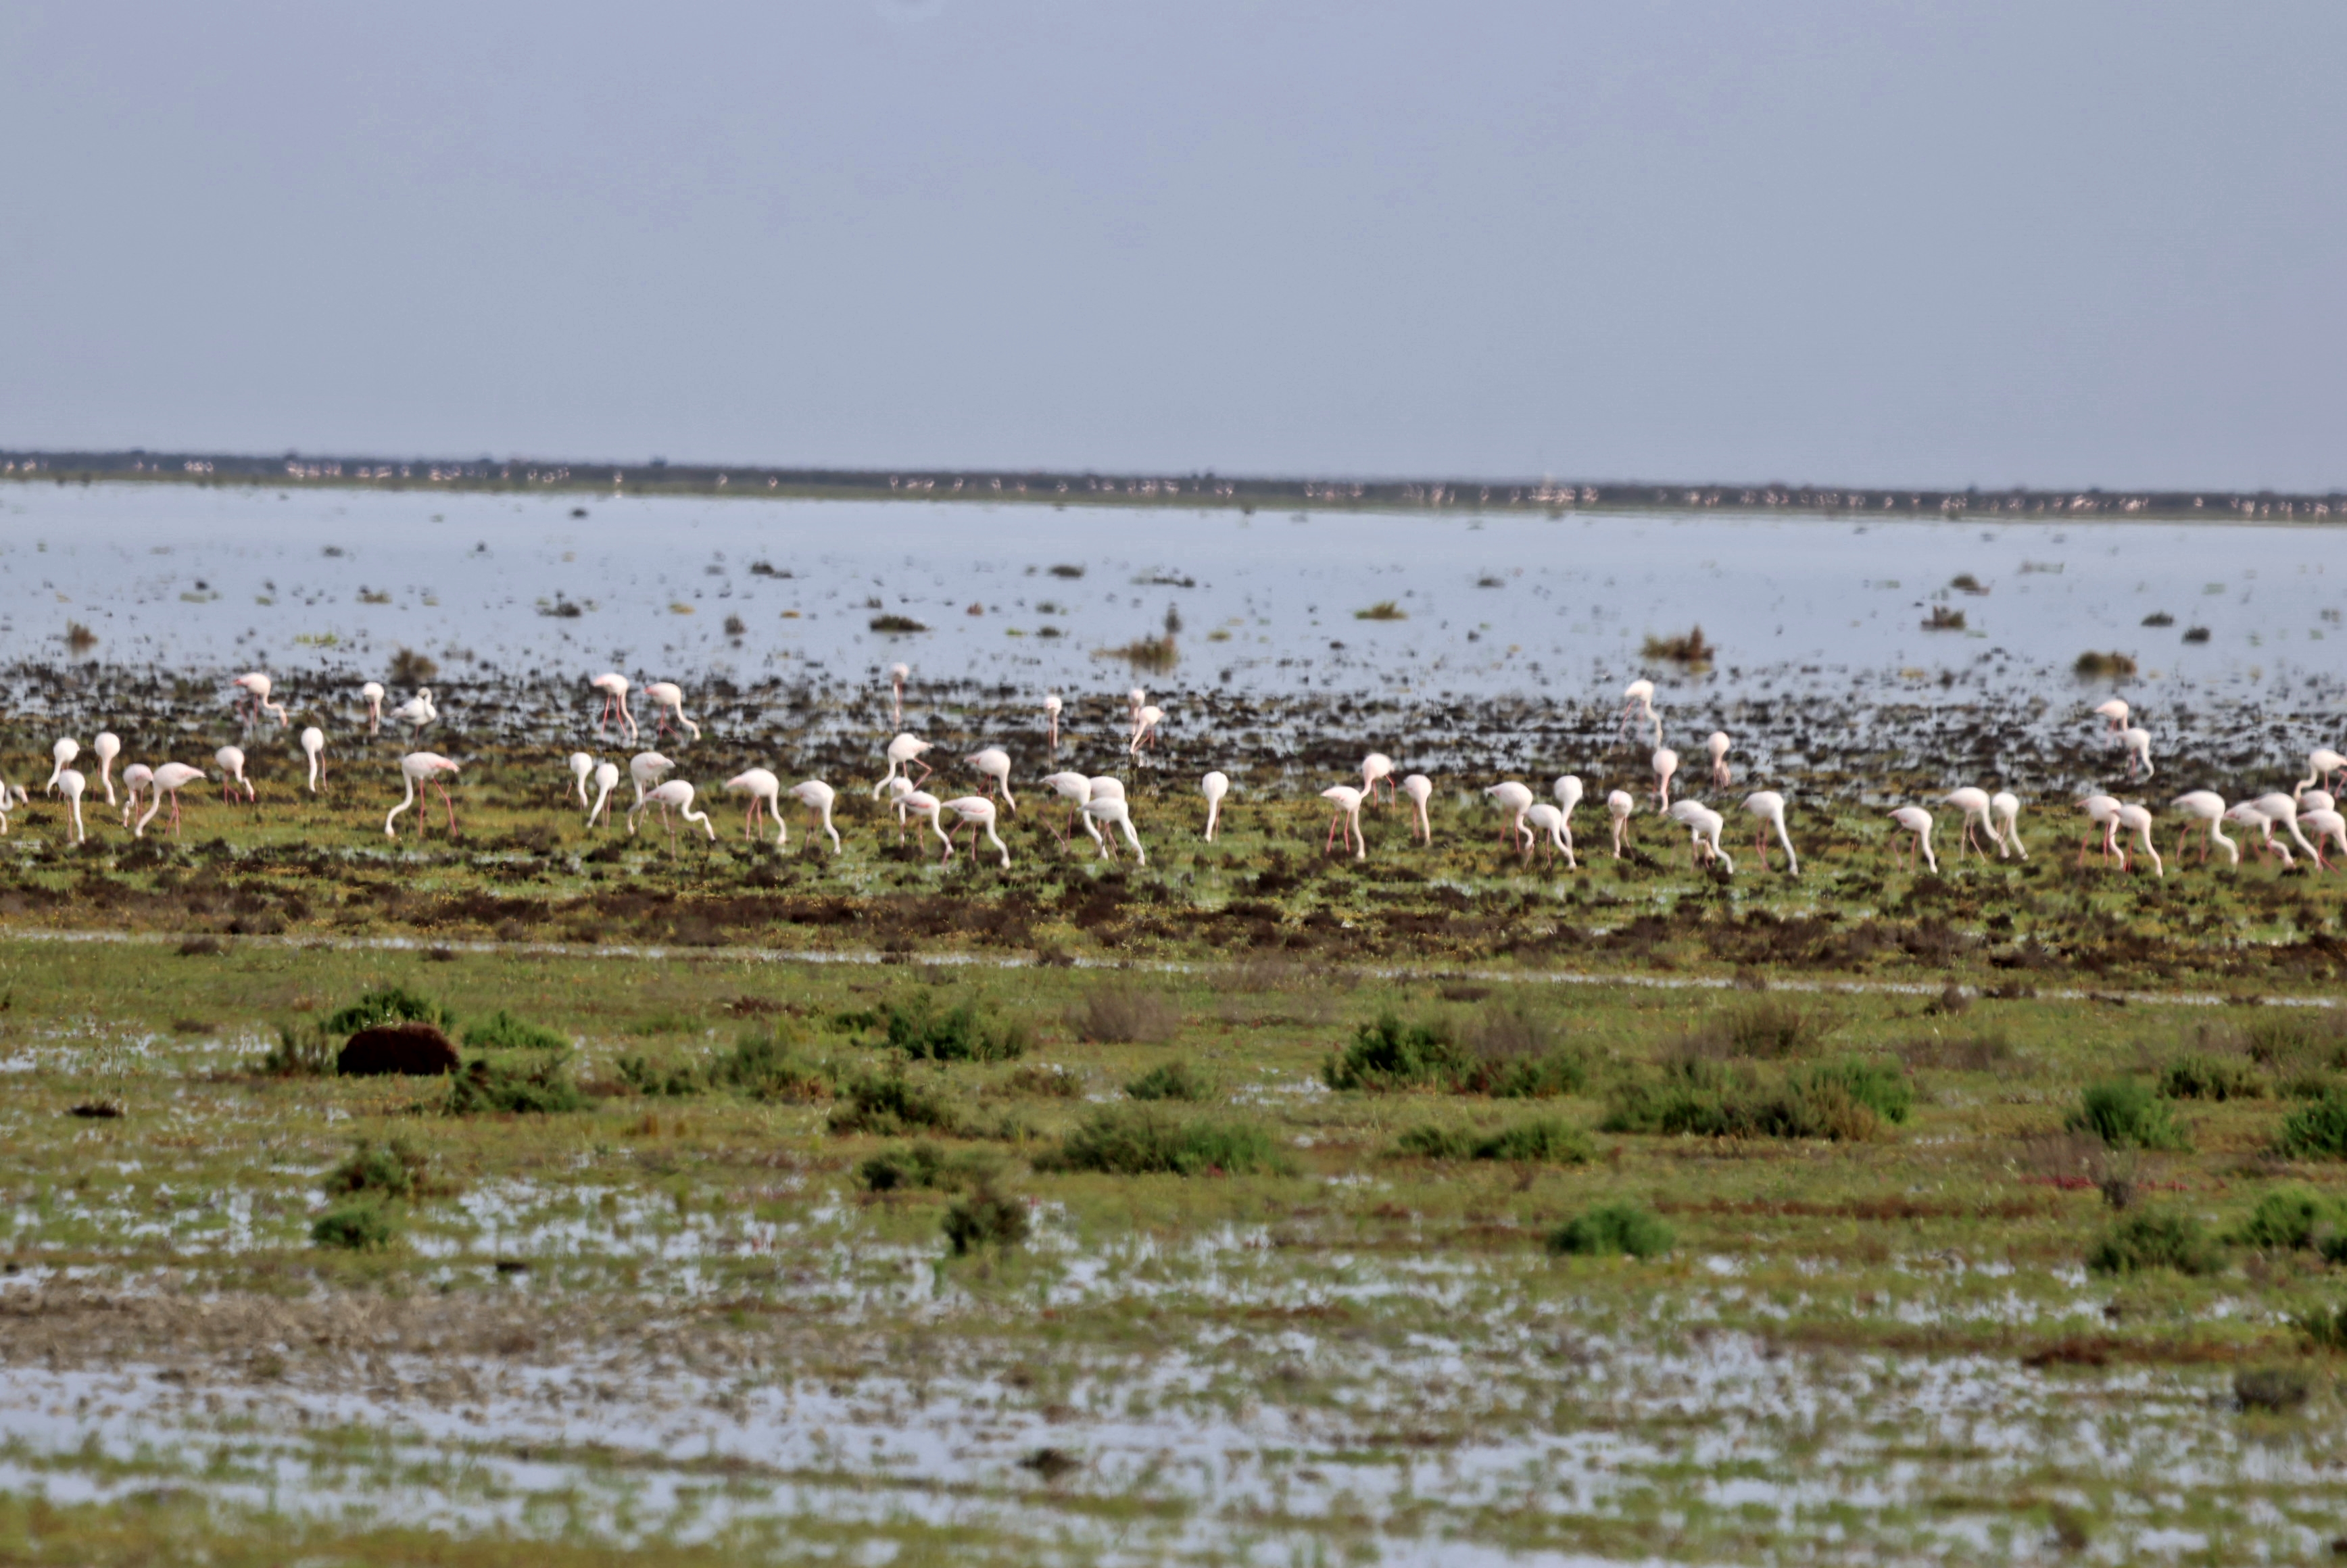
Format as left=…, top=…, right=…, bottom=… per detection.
left=1897, top=1028, right=2016, bottom=1072
left=1393, top=1117, right=1593, bottom=1165
left=828, top=1072, right=962, bottom=1137
left=462, top=1010, right=569, bottom=1052
left=1353, top=601, right=1407, bottom=621
left=869, top=614, right=929, bottom=633
left=1326, top=1008, right=1586, bottom=1097
left=322, top=1137, right=437, bottom=1201
left=2073, top=650, right=2137, bottom=679
left=1068, top=983, right=1180, bottom=1044
left=388, top=647, right=437, bottom=685
left=1040, top=1106, right=1290, bottom=1177
left=1678, top=998, right=1839, bottom=1061
left=2086, top=1208, right=2221, bottom=1275
left=1549, top=1202, right=1674, bottom=1258
left=877, top=991, right=1027, bottom=1062
left=443, top=1052, right=587, bottom=1115
left=1602, top=1056, right=1909, bottom=1141
left=310, top=1201, right=398, bottom=1251
left=942, top=1187, right=1030, bottom=1254
left=2233, top=1187, right=2347, bottom=1257
left=264, top=1021, right=337, bottom=1077
left=856, top=1141, right=1003, bottom=1194
left=2066, top=1079, right=2191, bottom=1150
left=1124, top=1060, right=1213, bottom=1101
left=2159, top=1052, right=2266, bottom=1101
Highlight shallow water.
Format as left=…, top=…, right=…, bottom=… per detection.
left=7, top=483, right=2342, bottom=703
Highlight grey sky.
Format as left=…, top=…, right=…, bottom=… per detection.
left=3, top=2, right=2339, bottom=489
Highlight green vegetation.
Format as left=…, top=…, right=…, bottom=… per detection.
left=1393, top=1117, right=1593, bottom=1164
left=1040, top=1106, right=1290, bottom=1177
left=2065, top=1079, right=2191, bottom=1150
left=2087, top=1209, right=2222, bottom=1275
left=1549, top=1202, right=1675, bottom=1258
left=1123, top=1059, right=1213, bottom=1101
left=2159, top=1052, right=2265, bottom=1101
left=2279, top=1090, right=2347, bottom=1158
left=310, top=1200, right=398, bottom=1251
left=443, top=1051, right=587, bottom=1114
left=462, top=1009, right=570, bottom=1052
left=322, top=985, right=454, bottom=1036
left=875, top=991, right=1029, bottom=1062
left=1601, top=1055, right=1909, bottom=1141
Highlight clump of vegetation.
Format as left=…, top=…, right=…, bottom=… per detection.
left=2277, top=1091, right=2347, bottom=1159
left=2182, top=626, right=2211, bottom=643
left=1326, top=1009, right=1585, bottom=1098
left=1097, top=634, right=1178, bottom=672
left=1125, top=1060, right=1213, bottom=1102
left=263, top=1021, right=337, bottom=1077
left=1454, top=1002, right=1589, bottom=1097
left=1548, top=1202, right=1674, bottom=1259
left=1602, top=1056, right=1909, bottom=1142
left=1393, top=1117, right=1593, bottom=1165
left=710, top=1027, right=832, bottom=1100
left=311, top=1201, right=398, bottom=1252
left=2233, top=1367, right=2310, bottom=1413
left=1641, top=626, right=1714, bottom=668
left=998, top=1063, right=1084, bottom=1099
left=2073, top=650, right=2137, bottom=679
left=1353, top=601, right=1407, bottom=621
left=877, top=991, right=1028, bottom=1063
left=322, top=1137, right=434, bottom=1201
left=443, top=1052, right=587, bottom=1115
left=2233, top=1187, right=2347, bottom=1257
left=2066, top=1079, right=2190, bottom=1151
left=856, top=1141, right=1002, bottom=1194
left=389, top=647, right=437, bottom=685
left=462, top=1010, right=568, bottom=1052
left=869, top=614, right=929, bottom=633
left=1048, top=563, right=1086, bottom=579
left=64, top=621, right=97, bottom=654
left=942, top=1187, right=1030, bottom=1255
left=2159, top=1053, right=2265, bottom=1102
left=1950, top=573, right=1988, bottom=595
left=2142, top=611, right=2175, bottom=627
left=1040, top=1106, right=1291, bottom=1177
left=322, top=986, right=454, bottom=1037
left=1069, top=984, right=1180, bottom=1044
left=2086, top=1208, right=2222, bottom=1275
left=2294, top=1302, right=2347, bottom=1352
left=1681, top=998, right=1839, bottom=1060
left=616, top=1053, right=704, bottom=1098
left=828, top=1072, right=962, bottom=1137
left=1922, top=605, right=1966, bottom=631
left=1326, top=1012, right=1463, bottom=1091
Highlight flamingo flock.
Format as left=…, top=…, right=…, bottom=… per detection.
left=8, top=666, right=2344, bottom=892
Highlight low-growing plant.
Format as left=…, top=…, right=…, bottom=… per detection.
left=1549, top=1202, right=1675, bottom=1258
left=2066, top=1079, right=2191, bottom=1151
left=858, top=1141, right=1003, bottom=1194
left=617, top=1053, right=704, bottom=1097
left=942, top=1186, right=1030, bottom=1255
left=1601, top=1056, right=1906, bottom=1142
left=1096, top=634, right=1178, bottom=672
left=2073, top=650, right=2137, bottom=679
left=1126, top=1060, right=1214, bottom=1102
left=998, top=1063, right=1084, bottom=1099
left=2295, top=1302, right=2347, bottom=1352
left=322, top=1137, right=433, bottom=1200
left=310, top=1200, right=398, bottom=1251
left=1040, top=1106, right=1291, bottom=1177
left=878, top=991, right=1028, bottom=1063
left=2233, top=1367, right=2311, bottom=1413
left=1069, top=984, right=1180, bottom=1044
left=462, top=1010, right=569, bottom=1052
left=1326, top=1012, right=1468, bottom=1091
left=443, top=1052, right=587, bottom=1115
left=2086, top=1208, right=2222, bottom=1275
left=1395, top=1117, right=1594, bottom=1165
left=322, top=986, right=454, bottom=1037
left=827, top=1073, right=962, bottom=1137
left=1353, top=600, right=1407, bottom=621
left=263, top=1022, right=337, bottom=1077
left=1681, top=998, right=1840, bottom=1060
left=2279, top=1091, right=2347, bottom=1158
left=1790, top=1056, right=1913, bottom=1125
left=2160, top=1052, right=2265, bottom=1101
left=2234, top=1187, right=2347, bottom=1256
left=709, top=1028, right=831, bottom=1101
left=1641, top=626, right=1714, bottom=667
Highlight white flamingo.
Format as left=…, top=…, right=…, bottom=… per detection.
left=91, top=733, right=120, bottom=806
left=789, top=779, right=841, bottom=853
left=1743, top=791, right=1797, bottom=875
left=1201, top=770, right=1230, bottom=840
left=385, top=752, right=459, bottom=837
left=135, top=763, right=205, bottom=838
left=1889, top=806, right=1937, bottom=873
left=1484, top=781, right=1534, bottom=852
left=2169, top=791, right=2234, bottom=866
left=587, top=761, right=621, bottom=827
left=1320, top=785, right=1366, bottom=860
left=964, top=748, right=1016, bottom=809
left=215, top=745, right=255, bottom=804
left=1607, top=789, right=1636, bottom=857
left=629, top=779, right=715, bottom=848
left=50, top=768, right=87, bottom=846
left=360, top=681, right=385, bottom=736
left=568, top=752, right=594, bottom=807
left=644, top=681, right=701, bottom=741
left=590, top=673, right=635, bottom=743
left=1704, top=731, right=1732, bottom=789
left=1402, top=774, right=1434, bottom=844
left=941, top=795, right=1010, bottom=868
left=725, top=768, right=783, bottom=845
left=875, top=733, right=934, bottom=795
left=1990, top=791, right=2027, bottom=859
left=1082, top=793, right=1146, bottom=864
left=301, top=727, right=326, bottom=792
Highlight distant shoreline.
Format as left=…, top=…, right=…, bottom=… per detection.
left=3, top=447, right=2341, bottom=524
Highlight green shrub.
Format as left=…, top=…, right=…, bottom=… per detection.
left=2279, top=1092, right=2347, bottom=1159
left=1325, top=1012, right=1468, bottom=1092
left=827, top=1073, right=963, bottom=1137
left=1125, top=1060, right=1214, bottom=1102
left=1689, top=998, right=1840, bottom=1060
left=322, top=986, right=454, bottom=1037
left=1789, top=1057, right=1912, bottom=1125
left=2295, top=1302, right=2347, bottom=1352
left=942, top=1187, right=1031, bottom=1254
left=1392, top=1123, right=1478, bottom=1160
left=617, top=1053, right=705, bottom=1097
left=1549, top=1202, right=1675, bottom=1259
left=2234, top=1367, right=2311, bottom=1413
left=709, top=1029, right=832, bottom=1101
left=1396, top=1119, right=1593, bottom=1163
left=311, top=1201, right=398, bottom=1251
left=857, top=1142, right=1004, bottom=1194
left=2066, top=1080, right=2192, bottom=1151
left=2160, top=1053, right=2265, bottom=1102
left=462, top=1010, right=570, bottom=1052
left=2086, top=1208, right=2222, bottom=1275
left=2234, top=1187, right=2347, bottom=1256
left=322, top=1137, right=431, bottom=1200
left=1600, top=1058, right=1898, bottom=1142
left=443, top=1052, right=587, bottom=1114
left=263, top=1022, right=336, bottom=1077
left=879, top=992, right=1028, bottom=1063
left=1600, top=1058, right=1742, bottom=1136
left=1040, top=1106, right=1292, bottom=1177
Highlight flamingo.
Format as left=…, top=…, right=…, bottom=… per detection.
left=643, top=682, right=701, bottom=742
left=2304, top=790, right=2338, bottom=816
left=50, top=768, right=87, bottom=846
left=1943, top=788, right=1995, bottom=861
left=1990, top=791, right=2027, bottom=860
left=1361, top=752, right=1397, bottom=805
left=1320, top=785, right=1367, bottom=860
left=1401, top=774, right=1434, bottom=844
left=2114, top=803, right=2163, bottom=877
left=360, top=681, right=385, bottom=736
left=1669, top=800, right=1734, bottom=873
left=385, top=752, right=460, bottom=837
left=1651, top=748, right=1680, bottom=810
left=2248, top=793, right=2323, bottom=866
left=45, top=737, right=78, bottom=791
left=2092, top=698, right=2129, bottom=739
left=120, top=763, right=154, bottom=829
left=1705, top=731, right=1733, bottom=789
left=91, top=733, right=120, bottom=806
left=1201, top=770, right=1230, bottom=840
left=1127, top=687, right=1147, bottom=727
left=135, top=762, right=206, bottom=838
left=2121, top=727, right=2154, bottom=781
left=0, top=779, right=25, bottom=835
left=301, top=727, right=326, bottom=793
left=586, top=762, right=621, bottom=827
left=941, top=795, right=1010, bottom=867
left=390, top=688, right=437, bottom=742
left=2170, top=791, right=2236, bottom=865
left=889, top=662, right=910, bottom=727
left=1552, top=775, right=1584, bottom=864
left=629, top=779, right=716, bottom=847
left=1484, top=781, right=1534, bottom=852
left=1889, top=806, right=1937, bottom=873
left=590, top=673, right=636, bottom=743
left=789, top=779, right=841, bottom=853
left=1082, top=793, right=1146, bottom=864
left=896, top=789, right=950, bottom=858
left=567, top=752, right=594, bottom=807
left=1040, top=770, right=1096, bottom=844
left=725, top=768, right=783, bottom=845
left=2302, top=808, right=2347, bottom=871
left=1607, top=789, right=1636, bottom=858
left=1743, top=791, right=1797, bottom=875
left=1043, top=692, right=1062, bottom=750
left=1524, top=802, right=1576, bottom=868
left=215, top=745, right=255, bottom=804
left=629, top=752, right=675, bottom=807
left=874, top=733, right=934, bottom=795
left=1619, top=679, right=1660, bottom=746
left=1130, top=704, right=1165, bottom=757
left=2227, top=800, right=2287, bottom=866
left=964, top=748, right=1016, bottom=809
left=2298, top=749, right=2347, bottom=799
left=231, top=672, right=289, bottom=731
left=2077, top=795, right=2124, bottom=867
